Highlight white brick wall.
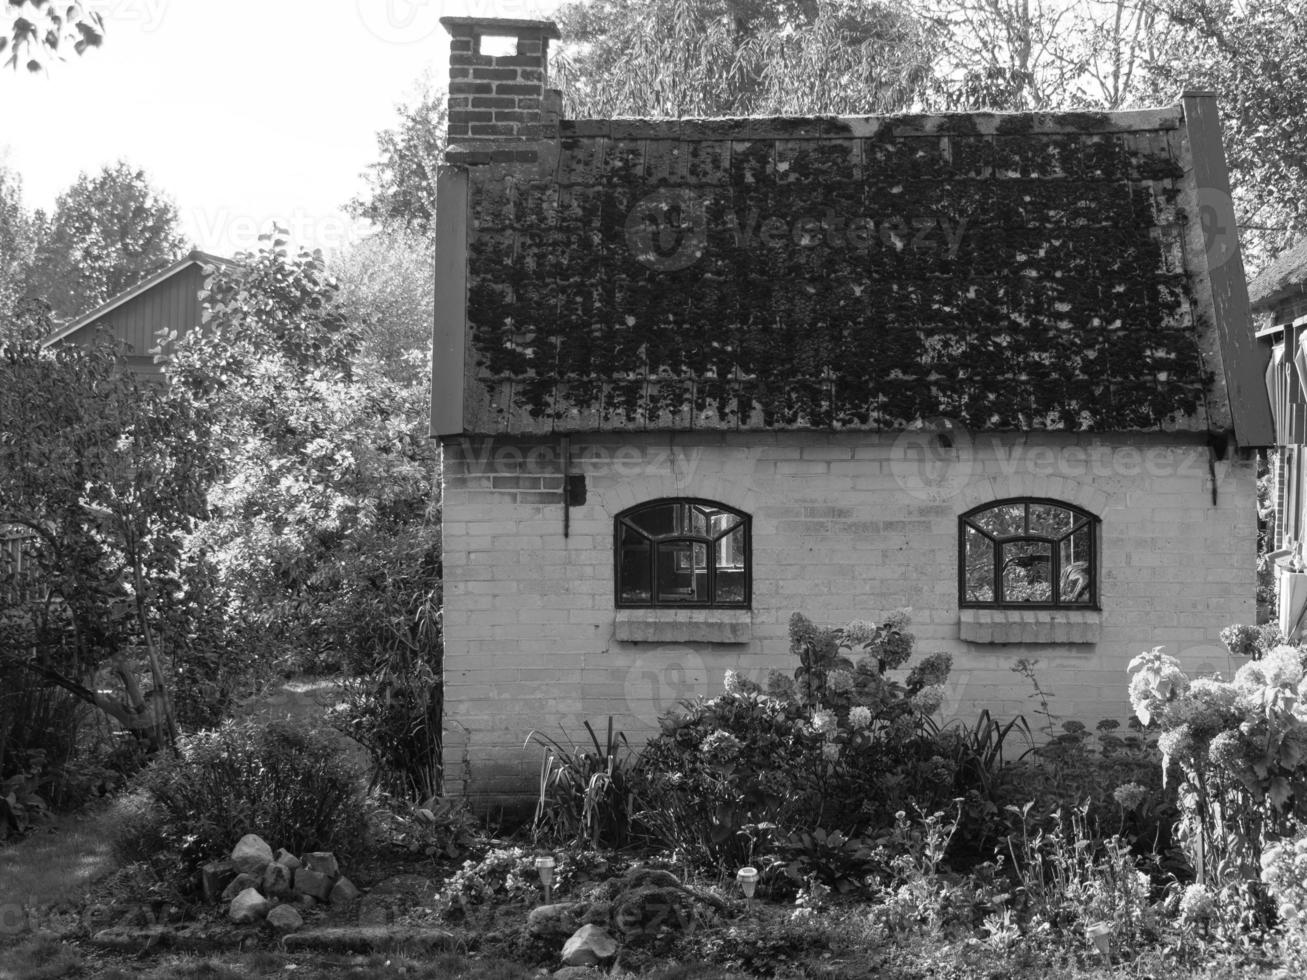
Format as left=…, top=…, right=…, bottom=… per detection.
left=440, top=430, right=1258, bottom=805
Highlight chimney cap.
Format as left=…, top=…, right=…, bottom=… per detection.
left=440, top=16, right=561, bottom=40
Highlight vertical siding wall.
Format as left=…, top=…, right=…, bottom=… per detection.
left=441, top=430, right=1257, bottom=806
left=61, top=265, right=207, bottom=380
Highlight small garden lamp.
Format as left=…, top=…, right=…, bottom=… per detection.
left=736, top=866, right=758, bottom=909
left=535, top=855, right=556, bottom=904
left=1085, top=920, right=1112, bottom=962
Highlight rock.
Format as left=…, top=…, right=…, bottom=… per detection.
left=302, top=851, right=339, bottom=877
left=329, top=876, right=361, bottom=905
left=229, top=887, right=270, bottom=924
left=293, top=868, right=333, bottom=902
left=266, top=904, right=303, bottom=933
left=201, top=860, right=237, bottom=904
left=221, top=873, right=259, bottom=903
left=296, top=895, right=318, bottom=910
left=613, top=886, right=693, bottom=937
left=231, top=835, right=274, bottom=876
left=262, top=861, right=293, bottom=897
left=560, top=924, right=618, bottom=967
left=274, top=848, right=302, bottom=870
left=528, top=902, right=586, bottom=938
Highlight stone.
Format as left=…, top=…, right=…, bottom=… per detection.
left=527, top=902, right=585, bottom=938
left=293, top=868, right=333, bottom=902
left=221, top=873, right=259, bottom=903
left=296, top=895, right=318, bottom=910
left=275, top=849, right=302, bottom=870
left=229, top=887, right=270, bottom=924
left=201, top=860, right=236, bottom=904
left=262, top=861, right=293, bottom=897
left=231, top=835, right=274, bottom=876
left=302, top=851, right=339, bottom=877
left=613, top=885, right=693, bottom=937
left=266, top=904, right=303, bottom=933
left=328, top=876, right=361, bottom=905
left=560, top=924, right=618, bottom=967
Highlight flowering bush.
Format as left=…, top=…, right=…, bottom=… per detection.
left=1128, top=641, right=1307, bottom=891
left=435, top=846, right=616, bottom=920
left=631, top=610, right=958, bottom=878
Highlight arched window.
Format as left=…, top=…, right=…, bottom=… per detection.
left=960, top=499, right=1098, bottom=608
left=615, top=499, right=750, bottom=608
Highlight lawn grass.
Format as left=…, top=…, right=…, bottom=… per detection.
left=0, top=807, right=115, bottom=910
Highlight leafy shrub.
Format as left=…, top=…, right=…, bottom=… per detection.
left=1128, top=642, right=1307, bottom=895
left=631, top=610, right=961, bottom=876
left=529, top=717, right=634, bottom=849
left=134, top=718, right=367, bottom=865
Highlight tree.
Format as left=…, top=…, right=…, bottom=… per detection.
left=915, top=0, right=1174, bottom=110
left=553, top=0, right=932, bottom=117
left=1147, top=0, right=1307, bottom=268
left=26, top=161, right=185, bottom=320
left=170, top=231, right=443, bottom=798
left=330, top=226, right=434, bottom=388
left=0, top=164, right=35, bottom=321
left=2, top=0, right=103, bottom=72
left=350, top=77, right=446, bottom=234
left=0, top=329, right=218, bottom=752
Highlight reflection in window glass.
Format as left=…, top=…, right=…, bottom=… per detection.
left=964, top=526, right=995, bottom=602
left=960, top=499, right=1097, bottom=608
left=1000, top=540, right=1053, bottom=603
left=616, top=499, right=750, bottom=607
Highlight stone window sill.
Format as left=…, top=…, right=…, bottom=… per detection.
left=959, top=608, right=1101, bottom=644
left=615, top=608, right=752, bottom=644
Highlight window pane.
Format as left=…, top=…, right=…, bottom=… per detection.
left=715, top=524, right=747, bottom=604
left=972, top=503, right=1026, bottom=537
left=964, top=526, right=994, bottom=602
left=1060, top=529, right=1092, bottom=603
left=1029, top=503, right=1074, bottom=537
left=1000, top=540, right=1053, bottom=602
left=627, top=503, right=676, bottom=537
left=709, top=510, right=742, bottom=539
left=614, top=525, right=650, bottom=603
left=656, top=541, right=708, bottom=602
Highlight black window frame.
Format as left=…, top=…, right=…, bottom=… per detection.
left=958, top=497, right=1100, bottom=610
left=614, top=498, right=751, bottom=609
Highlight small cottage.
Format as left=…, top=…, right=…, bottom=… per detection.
left=42, top=249, right=230, bottom=378
left=432, top=17, right=1273, bottom=806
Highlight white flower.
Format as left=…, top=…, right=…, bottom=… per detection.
left=848, top=705, right=872, bottom=730
left=810, top=708, right=837, bottom=736
left=724, top=669, right=743, bottom=694
left=1179, top=883, right=1215, bottom=921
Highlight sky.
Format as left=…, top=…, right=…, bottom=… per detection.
left=0, top=0, right=559, bottom=258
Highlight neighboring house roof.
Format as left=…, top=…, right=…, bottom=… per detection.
left=1249, top=236, right=1307, bottom=311
left=438, top=98, right=1273, bottom=444
left=41, top=249, right=231, bottom=348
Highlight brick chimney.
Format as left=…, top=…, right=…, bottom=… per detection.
left=440, top=17, right=562, bottom=141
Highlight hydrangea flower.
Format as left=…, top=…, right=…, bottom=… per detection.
left=1179, top=883, right=1215, bottom=921
left=810, top=708, right=837, bottom=736
left=842, top=620, right=879, bottom=647
left=700, top=729, right=742, bottom=762
left=910, top=684, right=945, bottom=715
left=1112, top=782, right=1147, bottom=810
left=848, top=705, right=872, bottom=730
left=828, top=670, right=854, bottom=694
